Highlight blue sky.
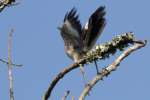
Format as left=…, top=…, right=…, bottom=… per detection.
left=0, top=0, right=149, bottom=100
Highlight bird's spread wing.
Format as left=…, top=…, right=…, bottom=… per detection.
left=82, top=6, right=106, bottom=51
left=64, top=8, right=82, bottom=37
left=59, top=8, right=82, bottom=47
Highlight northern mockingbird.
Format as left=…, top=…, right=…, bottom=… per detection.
left=58, top=6, right=106, bottom=74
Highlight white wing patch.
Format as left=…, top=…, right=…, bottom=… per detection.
left=84, top=21, right=89, bottom=30
left=64, top=20, right=80, bottom=38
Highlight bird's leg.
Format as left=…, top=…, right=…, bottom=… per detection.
left=94, top=60, right=100, bottom=74
left=79, top=64, right=90, bottom=95
left=74, top=54, right=88, bottom=87
left=79, top=64, right=88, bottom=87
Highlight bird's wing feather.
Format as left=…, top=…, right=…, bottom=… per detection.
left=60, top=8, right=82, bottom=47
left=82, top=6, right=106, bottom=51
left=63, top=8, right=82, bottom=39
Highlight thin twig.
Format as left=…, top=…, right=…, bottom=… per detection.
left=0, top=58, right=22, bottom=67
left=7, top=29, right=15, bottom=100
left=42, top=62, right=84, bottom=100
left=78, top=40, right=146, bottom=100
left=61, top=90, right=70, bottom=100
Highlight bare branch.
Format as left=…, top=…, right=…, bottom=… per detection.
left=42, top=62, right=82, bottom=100
left=79, top=40, right=146, bottom=100
left=0, top=58, right=22, bottom=67
left=0, top=0, right=18, bottom=13
left=42, top=32, right=145, bottom=100
left=7, top=29, right=15, bottom=100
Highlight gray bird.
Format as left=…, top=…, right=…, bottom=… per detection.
left=58, top=6, right=106, bottom=74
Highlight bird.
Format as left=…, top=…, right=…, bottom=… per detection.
left=58, top=6, right=106, bottom=74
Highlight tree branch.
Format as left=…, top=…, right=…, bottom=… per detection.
left=0, top=0, right=18, bottom=13
left=0, top=58, right=22, bottom=67
left=7, top=29, right=15, bottom=100
left=79, top=40, right=146, bottom=100
left=42, top=32, right=146, bottom=100
left=42, top=62, right=84, bottom=100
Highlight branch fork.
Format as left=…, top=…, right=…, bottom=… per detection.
left=42, top=32, right=147, bottom=100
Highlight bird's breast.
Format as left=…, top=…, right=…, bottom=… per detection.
left=65, top=45, right=82, bottom=62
